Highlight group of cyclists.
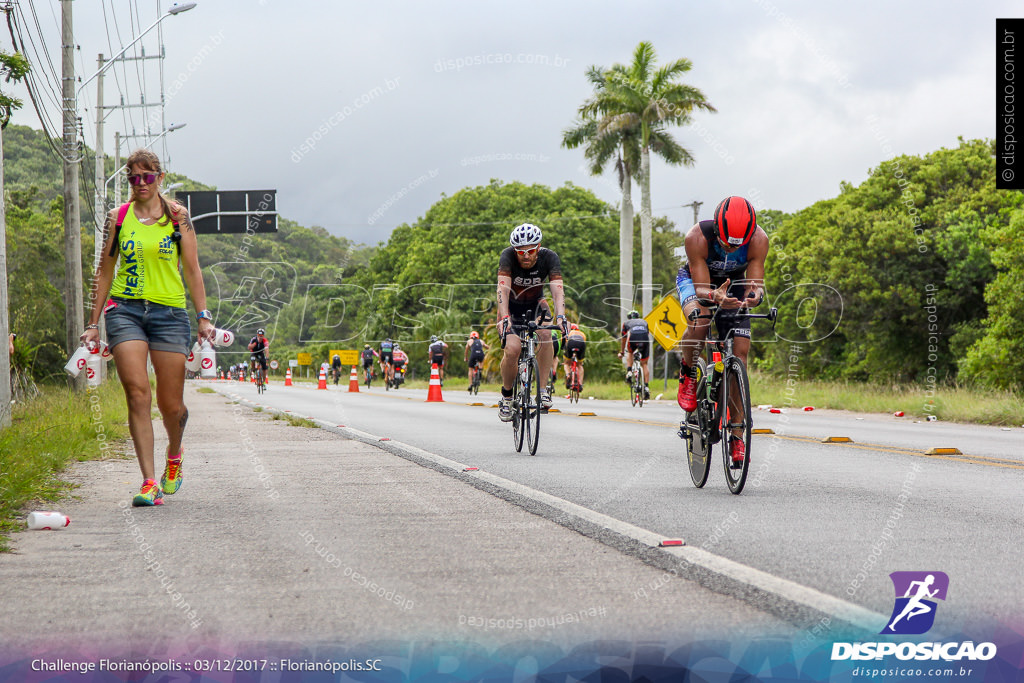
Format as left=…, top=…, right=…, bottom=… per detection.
left=491, top=195, right=767, bottom=467
left=353, top=339, right=409, bottom=387
left=224, top=194, right=766, bottom=466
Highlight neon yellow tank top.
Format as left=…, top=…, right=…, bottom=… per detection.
left=108, top=203, right=186, bottom=308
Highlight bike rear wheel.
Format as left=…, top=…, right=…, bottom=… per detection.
left=685, top=359, right=711, bottom=488
left=720, top=357, right=752, bottom=494
left=629, top=365, right=639, bottom=406
left=635, top=364, right=645, bottom=407
left=569, top=368, right=580, bottom=404
left=524, top=358, right=541, bottom=455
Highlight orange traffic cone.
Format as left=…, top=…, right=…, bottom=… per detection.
left=285, top=368, right=293, bottom=386
left=317, top=367, right=327, bottom=390
left=426, top=363, right=444, bottom=402
left=348, top=366, right=360, bottom=392
left=251, top=372, right=255, bottom=383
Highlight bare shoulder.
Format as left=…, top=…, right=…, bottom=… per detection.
left=684, top=224, right=708, bottom=252
left=168, top=200, right=190, bottom=218
left=749, top=227, right=770, bottom=259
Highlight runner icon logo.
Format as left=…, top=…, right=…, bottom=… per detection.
left=881, top=571, right=949, bottom=635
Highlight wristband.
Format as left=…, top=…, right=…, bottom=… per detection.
left=84, top=323, right=98, bottom=330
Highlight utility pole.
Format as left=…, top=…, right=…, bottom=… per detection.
left=113, top=131, right=121, bottom=207
left=682, top=201, right=703, bottom=226
left=93, top=54, right=107, bottom=380
left=61, top=0, right=83, bottom=388
left=0, top=122, right=11, bottom=427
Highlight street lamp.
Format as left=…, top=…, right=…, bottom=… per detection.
left=77, top=3, right=198, bottom=97
left=105, top=123, right=188, bottom=194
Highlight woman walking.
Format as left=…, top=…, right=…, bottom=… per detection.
left=81, top=149, right=214, bottom=506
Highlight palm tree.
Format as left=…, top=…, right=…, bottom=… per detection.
left=562, top=66, right=642, bottom=326
left=582, top=42, right=716, bottom=316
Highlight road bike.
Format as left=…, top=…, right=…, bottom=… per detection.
left=391, top=364, right=406, bottom=389
left=678, top=307, right=777, bottom=494
left=469, top=362, right=482, bottom=395
left=252, top=355, right=267, bottom=395
left=505, top=320, right=560, bottom=456
left=363, top=364, right=374, bottom=388
left=627, top=347, right=645, bottom=408
left=331, top=366, right=342, bottom=385
left=566, top=351, right=582, bottom=404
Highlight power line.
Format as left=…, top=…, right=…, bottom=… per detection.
left=4, top=6, right=69, bottom=161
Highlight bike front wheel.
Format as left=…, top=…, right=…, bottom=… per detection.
left=685, top=359, right=711, bottom=488
left=720, top=357, right=752, bottom=494
left=512, top=366, right=526, bottom=453
left=524, top=358, right=541, bottom=455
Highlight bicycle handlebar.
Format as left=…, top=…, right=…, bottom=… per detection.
left=501, top=321, right=563, bottom=349
left=688, top=306, right=778, bottom=326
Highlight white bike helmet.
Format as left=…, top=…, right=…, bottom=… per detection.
left=509, top=223, right=542, bottom=247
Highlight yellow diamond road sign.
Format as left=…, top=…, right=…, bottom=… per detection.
left=645, top=296, right=687, bottom=351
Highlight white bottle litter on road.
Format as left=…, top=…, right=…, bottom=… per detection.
left=27, top=511, right=71, bottom=530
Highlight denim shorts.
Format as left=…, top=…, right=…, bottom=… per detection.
left=104, top=297, right=191, bottom=355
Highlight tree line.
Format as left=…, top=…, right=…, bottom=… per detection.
left=4, top=133, right=1020, bottom=390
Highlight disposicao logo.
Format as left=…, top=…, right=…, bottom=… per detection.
left=881, top=571, right=948, bottom=635
left=831, top=571, right=997, bottom=662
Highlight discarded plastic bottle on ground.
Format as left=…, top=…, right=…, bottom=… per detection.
left=27, top=511, right=71, bottom=530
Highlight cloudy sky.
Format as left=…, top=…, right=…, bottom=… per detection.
left=11, top=1, right=1008, bottom=245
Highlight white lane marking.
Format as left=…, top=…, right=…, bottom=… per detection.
left=212, top=385, right=886, bottom=631
left=321, top=421, right=886, bottom=632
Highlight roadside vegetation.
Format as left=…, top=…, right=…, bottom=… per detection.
left=0, top=382, right=129, bottom=551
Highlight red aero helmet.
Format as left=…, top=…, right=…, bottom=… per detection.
left=714, top=196, right=757, bottom=247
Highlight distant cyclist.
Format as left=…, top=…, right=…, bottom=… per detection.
left=618, top=310, right=651, bottom=400
left=562, top=323, right=587, bottom=390
left=464, top=330, right=490, bottom=391
left=496, top=223, right=568, bottom=420
left=392, top=344, right=408, bottom=383
left=360, top=343, right=379, bottom=383
left=428, top=335, right=449, bottom=384
left=676, top=196, right=768, bottom=467
left=331, top=353, right=343, bottom=384
left=247, top=328, right=270, bottom=386
left=379, top=337, right=395, bottom=384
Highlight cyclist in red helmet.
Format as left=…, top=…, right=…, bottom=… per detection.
left=675, top=196, right=768, bottom=466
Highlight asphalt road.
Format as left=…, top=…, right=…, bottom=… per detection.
left=1, top=385, right=797, bottom=658
left=219, top=377, right=1023, bottom=637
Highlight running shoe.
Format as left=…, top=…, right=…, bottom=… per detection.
left=498, top=396, right=514, bottom=422
left=133, top=479, right=164, bottom=506
left=161, top=449, right=183, bottom=495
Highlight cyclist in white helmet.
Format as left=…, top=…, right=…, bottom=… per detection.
left=495, top=223, right=569, bottom=421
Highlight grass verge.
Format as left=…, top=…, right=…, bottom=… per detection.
left=0, top=381, right=130, bottom=551
left=402, top=373, right=1022, bottom=425
left=271, top=413, right=320, bottom=428
left=748, top=372, right=1024, bottom=425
